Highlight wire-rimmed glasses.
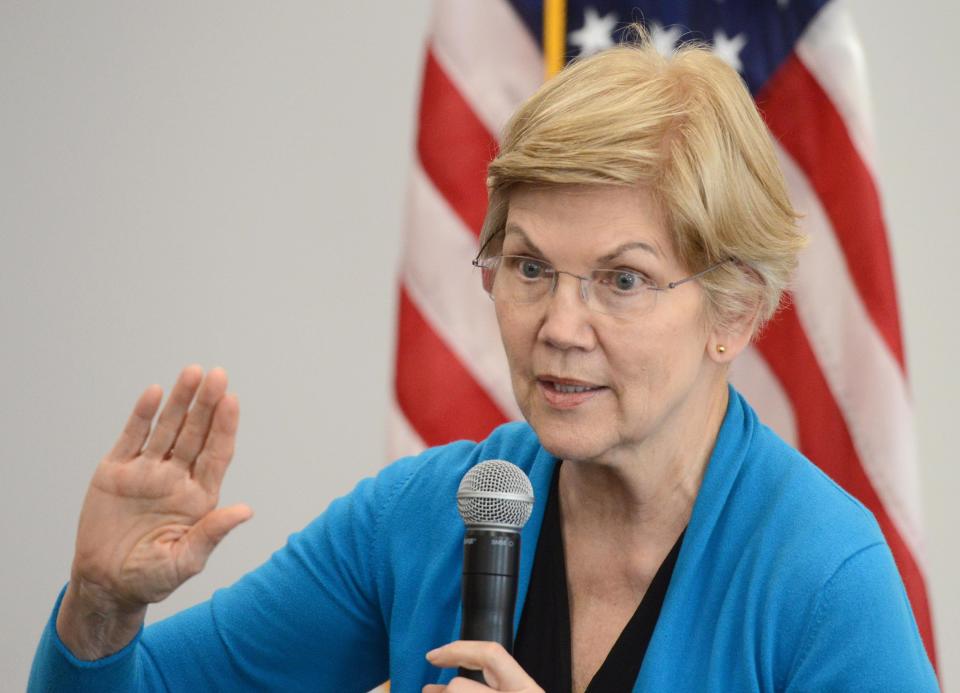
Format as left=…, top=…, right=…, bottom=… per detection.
left=472, top=254, right=730, bottom=318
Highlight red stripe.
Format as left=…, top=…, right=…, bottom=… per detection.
left=758, top=55, right=905, bottom=370
left=417, top=49, right=499, bottom=237
left=395, top=286, right=509, bottom=446
left=756, top=304, right=936, bottom=664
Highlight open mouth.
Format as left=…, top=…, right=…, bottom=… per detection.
left=537, top=378, right=606, bottom=408
left=551, top=382, right=599, bottom=394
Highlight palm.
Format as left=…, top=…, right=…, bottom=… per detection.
left=71, top=366, right=251, bottom=608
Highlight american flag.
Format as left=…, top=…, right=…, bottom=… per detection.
left=391, top=0, right=936, bottom=668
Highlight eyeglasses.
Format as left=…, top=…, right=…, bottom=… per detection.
left=471, top=254, right=730, bottom=318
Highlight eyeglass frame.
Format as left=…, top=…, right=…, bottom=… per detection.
left=471, top=230, right=734, bottom=314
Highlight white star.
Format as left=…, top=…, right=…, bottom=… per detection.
left=650, top=21, right=682, bottom=56
left=568, top=7, right=618, bottom=58
left=712, top=29, right=747, bottom=73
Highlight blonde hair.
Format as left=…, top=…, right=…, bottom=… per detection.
left=480, top=27, right=805, bottom=335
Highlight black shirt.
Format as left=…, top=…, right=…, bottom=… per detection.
left=514, top=462, right=685, bottom=692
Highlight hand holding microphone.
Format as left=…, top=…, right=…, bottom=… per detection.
left=451, top=460, right=536, bottom=686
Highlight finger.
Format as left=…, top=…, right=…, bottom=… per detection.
left=427, top=642, right=536, bottom=691
left=176, top=503, right=253, bottom=578
left=423, top=679, right=502, bottom=692
left=442, top=678, right=496, bottom=692
left=193, top=393, right=239, bottom=494
left=144, top=365, right=203, bottom=458
left=107, top=384, right=163, bottom=461
left=170, top=367, right=228, bottom=465
left=423, top=680, right=492, bottom=693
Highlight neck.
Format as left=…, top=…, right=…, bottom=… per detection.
left=559, top=378, right=729, bottom=539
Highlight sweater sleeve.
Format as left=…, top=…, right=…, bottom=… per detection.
left=784, top=542, right=939, bottom=692
left=28, top=461, right=412, bottom=693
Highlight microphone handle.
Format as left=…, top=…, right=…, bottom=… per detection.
left=458, top=529, right=520, bottom=683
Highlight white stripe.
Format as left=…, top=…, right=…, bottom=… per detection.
left=729, top=346, right=798, bottom=448
left=386, top=397, right=427, bottom=462
left=401, top=163, right=523, bottom=422
left=796, top=1, right=878, bottom=176
left=430, top=0, right=543, bottom=138
left=777, top=144, right=925, bottom=560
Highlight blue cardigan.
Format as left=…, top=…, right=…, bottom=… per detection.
left=30, top=388, right=937, bottom=691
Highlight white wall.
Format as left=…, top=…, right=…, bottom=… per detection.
left=1, top=1, right=955, bottom=690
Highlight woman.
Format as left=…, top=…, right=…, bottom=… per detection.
left=30, top=32, right=936, bottom=692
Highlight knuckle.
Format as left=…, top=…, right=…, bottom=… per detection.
left=482, top=640, right=505, bottom=657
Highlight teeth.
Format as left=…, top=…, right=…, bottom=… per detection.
left=554, top=383, right=596, bottom=393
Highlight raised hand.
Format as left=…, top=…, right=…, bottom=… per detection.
left=56, top=366, right=252, bottom=659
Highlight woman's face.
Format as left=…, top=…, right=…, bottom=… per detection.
left=495, top=184, right=723, bottom=464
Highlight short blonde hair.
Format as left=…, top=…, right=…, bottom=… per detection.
left=480, top=28, right=805, bottom=335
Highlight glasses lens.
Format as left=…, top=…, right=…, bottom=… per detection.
left=482, top=256, right=552, bottom=304
left=475, top=257, right=658, bottom=317
left=589, top=269, right=656, bottom=316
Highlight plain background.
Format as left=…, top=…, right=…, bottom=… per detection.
left=1, top=1, right=956, bottom=690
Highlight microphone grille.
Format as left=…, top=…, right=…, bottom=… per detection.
left=456, top=459, right=535, bottom=530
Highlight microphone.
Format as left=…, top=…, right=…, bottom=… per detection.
left=455, top=459, right=535, bottom=683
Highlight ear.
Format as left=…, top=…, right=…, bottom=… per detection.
left=707, top=303, right=760, bottom=365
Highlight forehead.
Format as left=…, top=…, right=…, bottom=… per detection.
left=503, top=184, right=674, bottom=262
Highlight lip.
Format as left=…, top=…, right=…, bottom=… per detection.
left=536, top=375, right=607, bottom=409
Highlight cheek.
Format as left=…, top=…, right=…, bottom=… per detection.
left=495, top=303, right=533, bottom=369
left=608, top=342, right=659, bottom=400
left=608, top=317, right=705, bottom=400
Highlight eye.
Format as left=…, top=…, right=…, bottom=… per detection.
left=516, top=257, right=547, bottom=279
left=613, top=271, right=638, bottom=291
left=599, top=269, right=651, bottom=293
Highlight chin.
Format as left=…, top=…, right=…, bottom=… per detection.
left=524, top=410, right=616, bottom=463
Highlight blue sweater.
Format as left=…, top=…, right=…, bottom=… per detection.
left=30, top=388, right=937, bottom=691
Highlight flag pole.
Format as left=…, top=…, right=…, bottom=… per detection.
left=543, top=0, right=567, bottom=78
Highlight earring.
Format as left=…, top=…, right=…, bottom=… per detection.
left=716, top=344, right=726, bottom=354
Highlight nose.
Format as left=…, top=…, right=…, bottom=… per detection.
left=538, top=272, right=597, bottom=351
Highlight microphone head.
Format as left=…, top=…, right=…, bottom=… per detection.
left=457, top=459, right=535, bottom=531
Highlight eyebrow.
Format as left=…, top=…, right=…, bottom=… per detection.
left=503, top=224, right=662, bottom=262
left=598, top=241, right=661, bottom=262
left=502, top=225, right=546, bottom=256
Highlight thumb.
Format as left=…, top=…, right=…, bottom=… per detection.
left=178, top=504, right=253, bottom=577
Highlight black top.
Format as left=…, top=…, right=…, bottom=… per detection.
left=513, top=462, right=685, bottom=692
